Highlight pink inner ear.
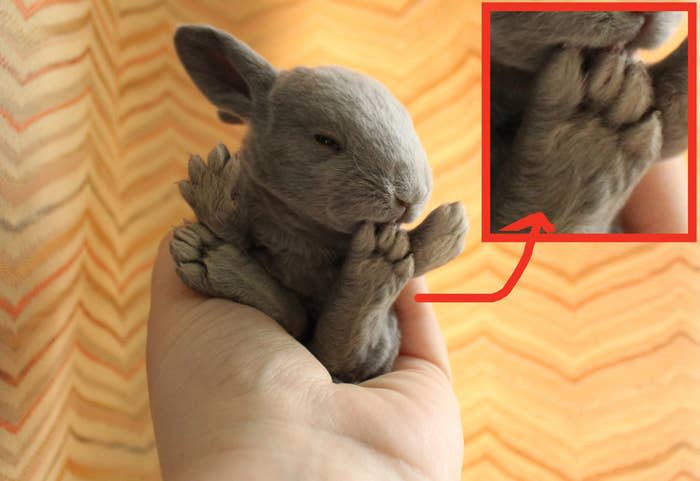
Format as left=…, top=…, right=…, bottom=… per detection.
left=208, top=49, right=251, bottom=99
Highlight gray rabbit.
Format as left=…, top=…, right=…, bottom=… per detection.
left=490, top=12, right=688, bottom=232
left=169, top=25, right=467, bottom=383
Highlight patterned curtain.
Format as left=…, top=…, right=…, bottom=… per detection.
left=1, top=1, right=698, bottom=480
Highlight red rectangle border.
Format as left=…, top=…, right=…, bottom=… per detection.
left=482, top=2, right=697, bottom=243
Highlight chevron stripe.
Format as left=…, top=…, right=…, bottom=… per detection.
left=0, top=1, right=697, bottom=480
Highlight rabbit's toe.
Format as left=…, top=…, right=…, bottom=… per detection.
left=349, top=221, right=377, bottom=256
left=174, top=261, right=211, bottom=294
left=606, top=62, right=654, bottom=127
left=172, top=222, right=218, bottom=252
left=206, top=142, right=232, bottom=172
left=170, top=230, right=200, bottom=262
left=170, top=223, right=220, bottom=294
left=376, top=223, right=398, bottom=252
left=187, top=154, right=206, bottom=184
left=587, top=49, right=627, bottom=109
left=376, top=224, right=410, bottom=262
left=531, top=47, right=585, bottom=120
left=387, top=229, right=411, bottom=262
left=177, top=180, right=196, bottom=209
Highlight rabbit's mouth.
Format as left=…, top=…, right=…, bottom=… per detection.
left=366, top=207, right=414, bottom=226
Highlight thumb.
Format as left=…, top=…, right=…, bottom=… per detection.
left=147, top=231, right=209, bottom=346
left=392, top=277, right=452, bottom=381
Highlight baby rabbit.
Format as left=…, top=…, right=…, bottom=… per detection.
left=490, top=12, right=688, bottom=232
left=169, top=25, right=468, bottom=383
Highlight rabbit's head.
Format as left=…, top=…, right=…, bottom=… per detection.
left=174, top=25, right=431, bottom=234
left=491, top=11, right=682, bottom=71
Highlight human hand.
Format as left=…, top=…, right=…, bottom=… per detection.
left=619, top=154, right=689, bottom=233
left=147, top=234, right=464, bottom=481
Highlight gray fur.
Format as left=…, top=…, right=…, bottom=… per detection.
left=490, top=12, right=687, bottom=232
left=650, top=38, right=688, bottom=159
left=169, top=25, right=467, bottom=383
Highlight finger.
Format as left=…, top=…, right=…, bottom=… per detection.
left=392, top=277, right=451, bottom=381
left=618, top=154, right=689, bottom=233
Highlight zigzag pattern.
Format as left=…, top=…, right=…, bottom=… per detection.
left=0, top=1, right=697, bottom=480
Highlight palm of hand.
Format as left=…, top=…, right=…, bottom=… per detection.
left=147, top=236, right=463, bottom=481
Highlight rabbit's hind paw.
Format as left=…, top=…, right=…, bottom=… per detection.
left=178, top=143, right=240, bottom=238
left=170, top=222, right=221, bottom=296
left=344, top=222, right=414, bottom=304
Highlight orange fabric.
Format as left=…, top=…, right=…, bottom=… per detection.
left=0, top=1, right=698, bottom=480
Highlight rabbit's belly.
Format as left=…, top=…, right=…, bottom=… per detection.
left=252, top=247, right=340, bottom=304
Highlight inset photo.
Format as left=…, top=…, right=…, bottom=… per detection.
left=483, top=3, right=696, bottom=242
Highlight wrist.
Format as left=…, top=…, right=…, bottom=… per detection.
left=158, top=418, right=420, bottom=481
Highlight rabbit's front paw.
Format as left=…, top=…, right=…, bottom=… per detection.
left=343, top=222, right=414, bottom=304
left=178, top=143, right=240, bottom=236
left=170, top=222, right=221, bottom=295
left=410, top=202, right=468, bottom=277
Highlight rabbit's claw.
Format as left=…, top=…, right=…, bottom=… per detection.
left=178, top=143, right=240, bottom=238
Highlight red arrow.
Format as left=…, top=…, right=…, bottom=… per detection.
left=415, top=212, right=555, bottom=303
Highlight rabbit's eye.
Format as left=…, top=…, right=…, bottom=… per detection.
left=314, top=134, right=342, bottom=152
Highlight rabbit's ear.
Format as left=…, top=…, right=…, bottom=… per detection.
left=174, top=25, right=276, bottom=122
